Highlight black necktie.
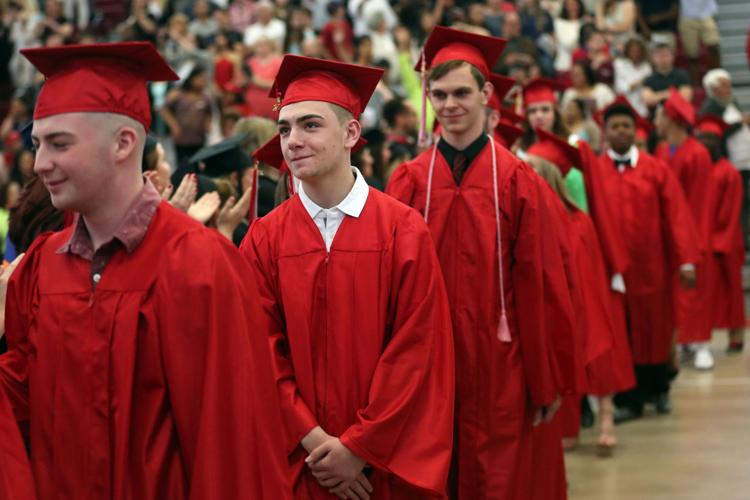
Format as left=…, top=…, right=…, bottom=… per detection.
left=614, top=157, right=631, bottom=168
left=453, top=152, right=467, bottom=184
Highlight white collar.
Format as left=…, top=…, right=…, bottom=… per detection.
left=607, top=145, right=639, bottom=168
left=298, top=166, right=369, bottom=219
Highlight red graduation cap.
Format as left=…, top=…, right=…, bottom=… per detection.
left=500, top=106, right=525, bottom=125
left=21, top=42, right=178, bottom=131
left=269, top=55, right=383, bottom=119
left=526, top=128, right=580, bottom=176
left=663, top=87, right=695, bottom=127
left=695, top=114, right=729, bottom=137
left=522, top=77, right=566, bottom=106
left=416, top=26, right=507, bottom=79
left=494, top=119, right=524, bottom=149
left=487, top=73, right=516, bottom=111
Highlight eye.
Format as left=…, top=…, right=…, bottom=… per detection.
left=305, top=122, right=319, bottom=129
left=279, top=126, right=290, bottom=136
left=455, top=89, right=469, bottom=98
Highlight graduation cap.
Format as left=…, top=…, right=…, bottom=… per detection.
left=487, top=74, right=516, bottom=112
left=663, top=87, right=695, bottom=127
left=269, top=55, right=383, bottom=119
left=416, top=26, right=506, bottom=79
left=522, top=77, right=566, bottom=107
left=596, top=96, right=653, bottom=138
left=190, top=133, right=254, bottom=178
left=21, top=42, right=178, bottom=131
left=695, top=114, right=729, bottom=137
left=526, top=128, right=580, bottom=176
left=500, top=106, right=525, bottom=126
left=494, top=120, right=524, bottom=149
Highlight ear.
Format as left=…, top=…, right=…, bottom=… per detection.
left=481, top=80, right=494, bottom=107
left=114, top=126, right=139, bottom=163
left=343, top=118, right=362, bottom=151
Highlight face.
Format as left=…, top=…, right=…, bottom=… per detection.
left=697, top=132, right=720, bottom=154
left=626, top=42, right=643, bottom=63
left=18, top=150, right=35, bottom=179
left=587, top=32, right=604, bottom=52
left=651, top=47, right=674, bottom=71
left=468, top=4, right=485, bottom=25
left=562, top=99, right=582, bottom=124
left=526, top=101, right=555, bottom=131
left=570, top=65, right=586, bottom=89
left=429, top=64, right=490, bottom=138
left=604, top=114, right=636, bottom=153
left=5, top=182, right=20, bottom=210
left=565, top=0, right=580, bottom=18
left=503, top=13, right=521, bottom=37
left=713, top=77, right=732, bottom=101
left=277, top=101, right=356, bottom=181
left=400, top=102, right=418, bottom=133
left=485, top=108, right=500, bottom=133
left=32, top=113, right=118, bottom=212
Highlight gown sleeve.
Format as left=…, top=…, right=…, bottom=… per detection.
left=657, top=163, right=702, bottom=267
left=338, top=209, right=455, bottom=496
left=0, top=381, right=35, bottom=499
left=385, top=162, right=418, bottom=207
left=156, top=228, right=292, bottom=500
left=712, top=164, right=743, bottom=255
left=240, top=221, right=319, bottom=454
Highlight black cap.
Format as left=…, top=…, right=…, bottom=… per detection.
left=190, top=132, right=253, bottom=178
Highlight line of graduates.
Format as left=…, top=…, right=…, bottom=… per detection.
left=0, top=26, right=745, bottom=500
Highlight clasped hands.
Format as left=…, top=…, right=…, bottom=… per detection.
left=302, top=427, right=373, bottom=500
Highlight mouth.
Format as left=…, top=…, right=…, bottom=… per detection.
left=290, top=155, right=313, bottom=163
left=44, top=179, right=66, bottom=190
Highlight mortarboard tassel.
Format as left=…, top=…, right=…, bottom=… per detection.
left=418, top=49, right=428, bottom=149
left=423, top=136, right=440, bottom=224
left=489, top=136, right=511, bottom=342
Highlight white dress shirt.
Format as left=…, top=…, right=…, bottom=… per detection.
left=298, top=167, right=369, bottom=251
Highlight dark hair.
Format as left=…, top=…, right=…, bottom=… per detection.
left=570, top=98, right=588, bottom=119
left=428, top=60, right=486, bottom=89
left=8, top=176, right=65, bottom=253
left=383, top=98, right=407, bottom=128
left=572, top=61, right=596, bottom=87
left=182, top=65, right=207, bottom=91
left=603, top=103, right=636, bottom=124
left=696, top=131, right=727, bottom=162
left=623, top=37, right=647, bottom=63
left=560, top=0, right=584, bottom=20
left=142, top=134, right=159, bottom=172
left=578, top=22, right=597, bottom=48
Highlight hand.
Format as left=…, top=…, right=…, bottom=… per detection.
left=327, top=474, right=373, bottom=499
left=169, top=174, right=198, bottom=213
left=169, top=123, right=182, bottom=139
left=187, top=191, right=221, bottom=224
left=533, top=395, right=562, bottom=426
left=217, top=187, right=252, bottom=240
left=307, top=438, right=368, bottom=497
left=679, top=267, right=697, bottom=289
left=0, top=254, right=24, bottom=338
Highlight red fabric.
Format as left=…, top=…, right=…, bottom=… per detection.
left=664, top=87, right=695, bottom=127
left=709, top=158, right=746, bottom=329
left=655, top=137, right=715, bottom=343
left=598, top=151, right=700, bottom=363
left=0, top=204, right=292, bottom=499
left=241, top=189, right=455, bottom=498
left=0, top=385, right=35, bottom=499
left=576, top=140, right=629, bottom=275
left=387, top=141, right=565, bottom=499
left=527, top=128, right=580, bottom=176
left=418, top=26, right=507, bottom=78
left=214, top=57, right=240, bottom=93
left=320, top=20, right=355, bottom=62
left=22, top=42, right=178, bottom=131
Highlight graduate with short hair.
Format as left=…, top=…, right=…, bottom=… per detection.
left=241, top=55, right=455, bottom=499
left=0, top=42, right=291, bottom=499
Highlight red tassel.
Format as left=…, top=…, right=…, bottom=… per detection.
left=497, top=311, right=511, bottom=342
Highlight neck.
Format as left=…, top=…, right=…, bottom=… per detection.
left=665, top=126, right=688, bottom=146
left=81, top=171, right=144, bottom=251
left=442, top=120, right=485, bottom=151
left=302, top=162, right=356, bottom=209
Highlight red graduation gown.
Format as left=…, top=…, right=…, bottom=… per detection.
left=241, top=189, right=455, bottom=499
left=387, top=140, right=564, bottom=500
left=709, top=158, right=746, bottom=329
left=0, top=203, right=291, bottom=500
left=655, top=137, right=715, bottom=343
left=599, top=152, right=700, bottom=364
left=0, top=381, right=35, bottom=499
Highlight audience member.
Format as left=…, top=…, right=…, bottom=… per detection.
left=614, top=35, right=652, bottom=116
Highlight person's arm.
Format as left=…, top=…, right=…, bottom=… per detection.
left=156, top=229, right=292, bottom=499
left=678, top=84, right=693, bottom=104
left=635, top=2, right=652, bottom=39
left=642, top=84, right=670, bottom=107
left=159, top=91, right=182, bottom=139
left=385, top=160, right=417, bottom=206
left=239, top=221, right=320, bottom=454
left=605, top=1, right=636, bottom=34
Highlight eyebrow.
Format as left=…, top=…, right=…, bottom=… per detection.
left=277, top=114, right=326, bottom=126
left=30, top=131, right=75, bottom=142
left=430, top=86, right=474, bottom=94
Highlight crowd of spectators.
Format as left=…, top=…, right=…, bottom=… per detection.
left=0, top=0, right=743, bottom=256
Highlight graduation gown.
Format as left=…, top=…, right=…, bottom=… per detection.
left=0, top=380, right=35, bottom=499
left=598, top=152, right=700, bottom=364
left=0, top=203, right=291, bottom=500
left=655, top=137, right=715, bottom=343
left=242, top=189, right=455, bottom=499
left=709, top=158, right=746, bottom=329
left=387, top=139, right=565, bottom=500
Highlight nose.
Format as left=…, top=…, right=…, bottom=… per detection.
left=286, top=126, right=304, bottom=150
left=32, top=144, right=53, bottom=176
